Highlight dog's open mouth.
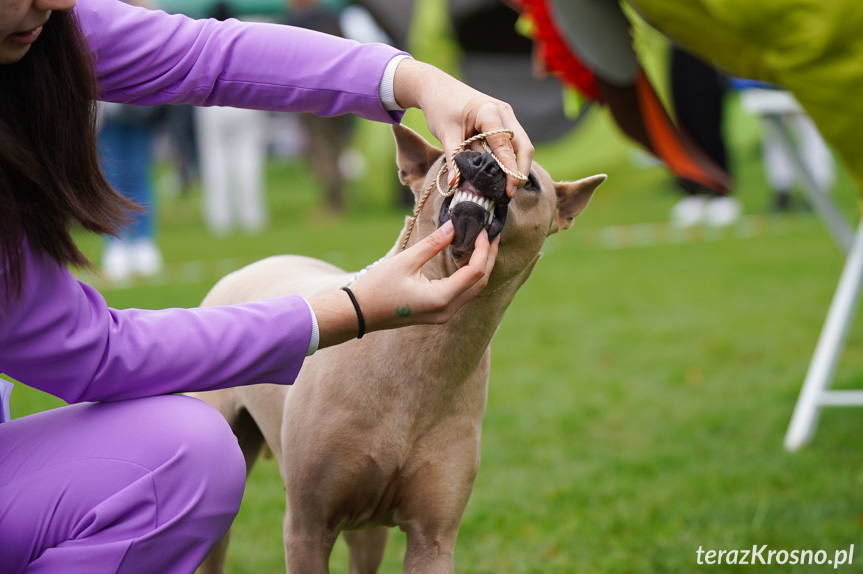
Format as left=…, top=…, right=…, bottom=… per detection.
left=438, top=151, right=509, bottom=265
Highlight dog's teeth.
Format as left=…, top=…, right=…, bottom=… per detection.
left=449, top=190, right=496, bottom=224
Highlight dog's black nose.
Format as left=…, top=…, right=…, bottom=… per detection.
left=453, top=151, right=507, bottom=202
left=466, top=152, right=499, bottom=177
left=454, top=151, right=497, bottom=179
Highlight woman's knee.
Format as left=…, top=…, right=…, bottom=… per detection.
left=139, top=395, right=247, bottom=511
left=0, top=396, right=247, bottom=572
left=83, top=394, right=247, bottom=523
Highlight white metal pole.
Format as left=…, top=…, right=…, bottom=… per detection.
left=785, top=220, right=863, bottom=450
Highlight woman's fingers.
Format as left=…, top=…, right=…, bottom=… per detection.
left=392, top=59, right=534, bottom=197
left=472, top=101, right=534, bottom=198
left=396, top=224, right=497, bottom=315
left=450, top=232, right=499, bottom=308
left=432, top=230, right=500, bottom=318
left=402, top=220, right=493, bottom=301
left=404, top=219, right=455, bottom=271
left=442, top=229, right=492, bottom=295
left=437, top=98, right=534, bottom=193
left=352, top=222, right=499, bottom=332
left=439, top=125, right=474, bottom=187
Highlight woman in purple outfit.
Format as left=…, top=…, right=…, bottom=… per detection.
left=0, top=0, right=533, bottom=571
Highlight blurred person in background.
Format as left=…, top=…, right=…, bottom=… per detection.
left=286, top=0, right=359, bottom=213
left=194, top=0, right=269, bottom=235
left=668, top=46, right=739, bottom=228
left=97, top=0, right=164, bottom=281
left=98, top=100, right=165, bottom=281
left=161, top=104, right=200, bottom=197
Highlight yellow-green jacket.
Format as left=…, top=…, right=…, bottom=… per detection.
left=628, top=0, right=863, bottom=188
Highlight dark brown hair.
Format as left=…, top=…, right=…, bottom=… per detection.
left=0, top=9, right=139, bottom=301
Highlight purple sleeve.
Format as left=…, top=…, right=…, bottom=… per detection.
left=74, top=0, right=407, bottom=123
left=0, top=241, right=312, bottom=404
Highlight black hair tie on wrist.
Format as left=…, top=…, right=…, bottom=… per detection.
left=341, top=286, right=365, bottom=339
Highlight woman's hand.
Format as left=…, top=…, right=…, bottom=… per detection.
left=391, top=59, right=534, bottom=199
left=307, top=220, right=499, bottom=350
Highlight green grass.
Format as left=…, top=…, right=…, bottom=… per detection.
left=7, top=89, right=863, bottom=572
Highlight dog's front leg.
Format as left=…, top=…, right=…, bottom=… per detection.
left=402, top=523, right=459, bottom=574
left=344, top=527, right=390, bottom=574
left=397, top=448, right=479, bottom=573
left=283, top=511, right=339, bottom=574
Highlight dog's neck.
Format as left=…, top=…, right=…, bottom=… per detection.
left=363, top=244, right=538, bottom=404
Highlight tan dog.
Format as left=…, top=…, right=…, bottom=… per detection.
left=193, top=125, right=605, bottom=573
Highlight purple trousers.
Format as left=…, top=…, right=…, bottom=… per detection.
left=0, top=395, right=246, bottom=573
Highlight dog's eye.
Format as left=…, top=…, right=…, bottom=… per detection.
left=522, top=173, right=540, bottom=192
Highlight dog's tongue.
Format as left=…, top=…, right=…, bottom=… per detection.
left=451, top=201, right=487, bottom=253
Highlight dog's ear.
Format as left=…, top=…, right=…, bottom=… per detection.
left=392, top=125, right=444, bottom=193
left=553, top=174, right=606, bottom=232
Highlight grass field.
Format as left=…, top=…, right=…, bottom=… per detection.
left=7, top=85, right=863, bottom=571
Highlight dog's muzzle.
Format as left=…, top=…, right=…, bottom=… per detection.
left=439, top=151, right=510, bottom=262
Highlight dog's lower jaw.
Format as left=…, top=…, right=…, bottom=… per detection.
left=439, top=198, right=507, bottom=268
